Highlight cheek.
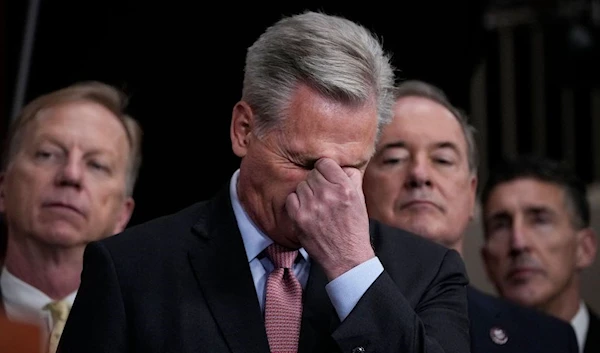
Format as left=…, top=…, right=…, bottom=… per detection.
left=364, top=173, right=400, bottom=209
left=541, top=242, right=578, bottom=273
left=90, top=184, right=125, bottom=209
left=372, top=171, right=404, bottom=193
left=272, top=169, right=307, bottom=201
left=7, top=172, right=42, bottom=202
left=485, top=244, right=510, bottom=268
left=445, top=176, right=471, bottom=194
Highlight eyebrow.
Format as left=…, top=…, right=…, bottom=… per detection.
left=485, top=206, right=556, bottom=223
left=379, top=141, right=406, bottom=151
left=524, top=206, right=556, bottom=218
left=36, top=135, right=116, bottom=158
left=379, top=140, right=460, bottom=153
left=485, top=211, right=511, bottom=223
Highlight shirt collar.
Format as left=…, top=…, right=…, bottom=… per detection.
left=228, top=169, right=308, bottom=263
left=570, top=300, right=589, bottom=353
left=1, top=266, right=77, bottom=311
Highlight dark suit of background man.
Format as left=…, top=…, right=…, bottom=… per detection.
left=362, top=80, right=579, bottom=353
left=58, top=10, right=470, bottom=353
left=0, top=81, right=143, bottom=353
left=481, top=156, right=599, bottom=353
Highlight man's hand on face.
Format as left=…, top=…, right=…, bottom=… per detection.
left=286, top=158, right=375, bottom=280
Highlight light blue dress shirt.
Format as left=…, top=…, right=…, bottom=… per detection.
left=229, top=169, right=383, bottom=321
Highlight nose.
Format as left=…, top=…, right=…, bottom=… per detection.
left=509, top=221, right=530, bottom=256
left=55, top=156, right=83, bottom=189
left=404, top=156, right=432, bottom=189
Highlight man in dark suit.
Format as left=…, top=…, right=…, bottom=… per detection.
left=58, top=10, right=470, bottom=353
left=362, top=80, right=579, bottom=352
left=481, top=156, right=599, bottom=353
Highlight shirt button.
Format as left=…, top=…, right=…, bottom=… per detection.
left=351, top=347, right=365, bottom=353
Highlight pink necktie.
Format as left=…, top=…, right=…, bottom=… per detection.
left=264, top=243, right=303, bottom=353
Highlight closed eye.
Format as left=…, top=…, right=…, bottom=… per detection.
left=433, top=158, right=454, bottom=165
left=88, top=161, right=110, bottom=173
left=35, top=151, right=53, bottom=159
left=382, top=157, right=406, bottom=165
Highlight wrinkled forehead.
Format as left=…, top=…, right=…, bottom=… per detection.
left=485, top=178, right=572, bottom=216
left=25, top=103, right=129, bottom=155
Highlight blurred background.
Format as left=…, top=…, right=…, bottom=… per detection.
left=3, top=0, right=599, bottom=309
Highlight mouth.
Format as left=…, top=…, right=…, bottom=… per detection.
left=400, top=200, right=441, bottom=211
left=506, top=267, right=542, bottom=282
left=42, top=202, right=86, bottom=218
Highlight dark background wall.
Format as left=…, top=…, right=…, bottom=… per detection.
left=4, top=0, right=600, bottom=312
left=3, top=1, right=485, bottom=226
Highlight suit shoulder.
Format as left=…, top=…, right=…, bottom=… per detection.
left=468, top=286, right=577, bottom=353
left=100, top=200, right=209, bottom=248
left=468, top=286, right=575, bottom=332
left=370, top=219, right=466, bottom=285
left=370, top=219, right=454, bottom=257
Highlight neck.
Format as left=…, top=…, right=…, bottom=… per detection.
left=452, top=240, right=464, bottom=257
left=444, top=236, right=463, bottom=257
left=4, top=235, right=84, bottom=300
left=539, top=275, right=582, bottom=322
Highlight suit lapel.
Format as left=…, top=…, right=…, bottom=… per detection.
left=298, top=261, right=339, bottom=353
left=585, top=307, right=600, bottom=353
left=467, top=286, right=507, bottom=353
left=187, top=189, right=270, bottom=353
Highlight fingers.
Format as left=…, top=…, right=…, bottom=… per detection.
left=288, top=158, right=362, bottom=216
left=286, top=192, right=300, bottom=219
left=313, top=158, right=348, bottom=184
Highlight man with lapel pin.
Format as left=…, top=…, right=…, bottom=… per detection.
left=362, top=79, right=579, bottom=353
left=480, top=155, right=599, bottom=353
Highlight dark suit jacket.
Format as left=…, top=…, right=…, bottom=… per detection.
left=585, top=306, right=600, bottom=353
left=468, top=286, right=578, bottom=353
left=57, top=186, right=470, bottom=353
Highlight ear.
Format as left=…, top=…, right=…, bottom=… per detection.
left=575, top=227, right=597, bottom=270
left=0, top=173, right=6, bottom=214
left=112, top=197, right=135, bottom=235
left=230, top=101, right=254, bottom=158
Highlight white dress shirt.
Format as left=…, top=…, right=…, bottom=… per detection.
left=0, top=266, right=77, bottom=340
left=570, top=300, right=590, bottom=353
left=229, top=169, right=384, bottom=321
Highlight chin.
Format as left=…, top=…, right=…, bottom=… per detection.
left=503, top=287, right=545, bottom=308
left=36, top=228, right=85, bottom=247
left=403, top=218, right=441, bottom=240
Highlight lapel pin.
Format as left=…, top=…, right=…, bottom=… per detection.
left=490, top=326, right=508, bottom=345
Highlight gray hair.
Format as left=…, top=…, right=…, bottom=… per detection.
left=394, top=80, right=478, bottom=173
left=242, top=10, right=396, bottom=141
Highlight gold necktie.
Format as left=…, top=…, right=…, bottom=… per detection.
left=43, top=300, right=71, bottom=353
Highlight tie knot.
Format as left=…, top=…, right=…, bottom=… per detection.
left=44, top=300, right=71, bottom=322
left=266, top=243, right=298, bottom=269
